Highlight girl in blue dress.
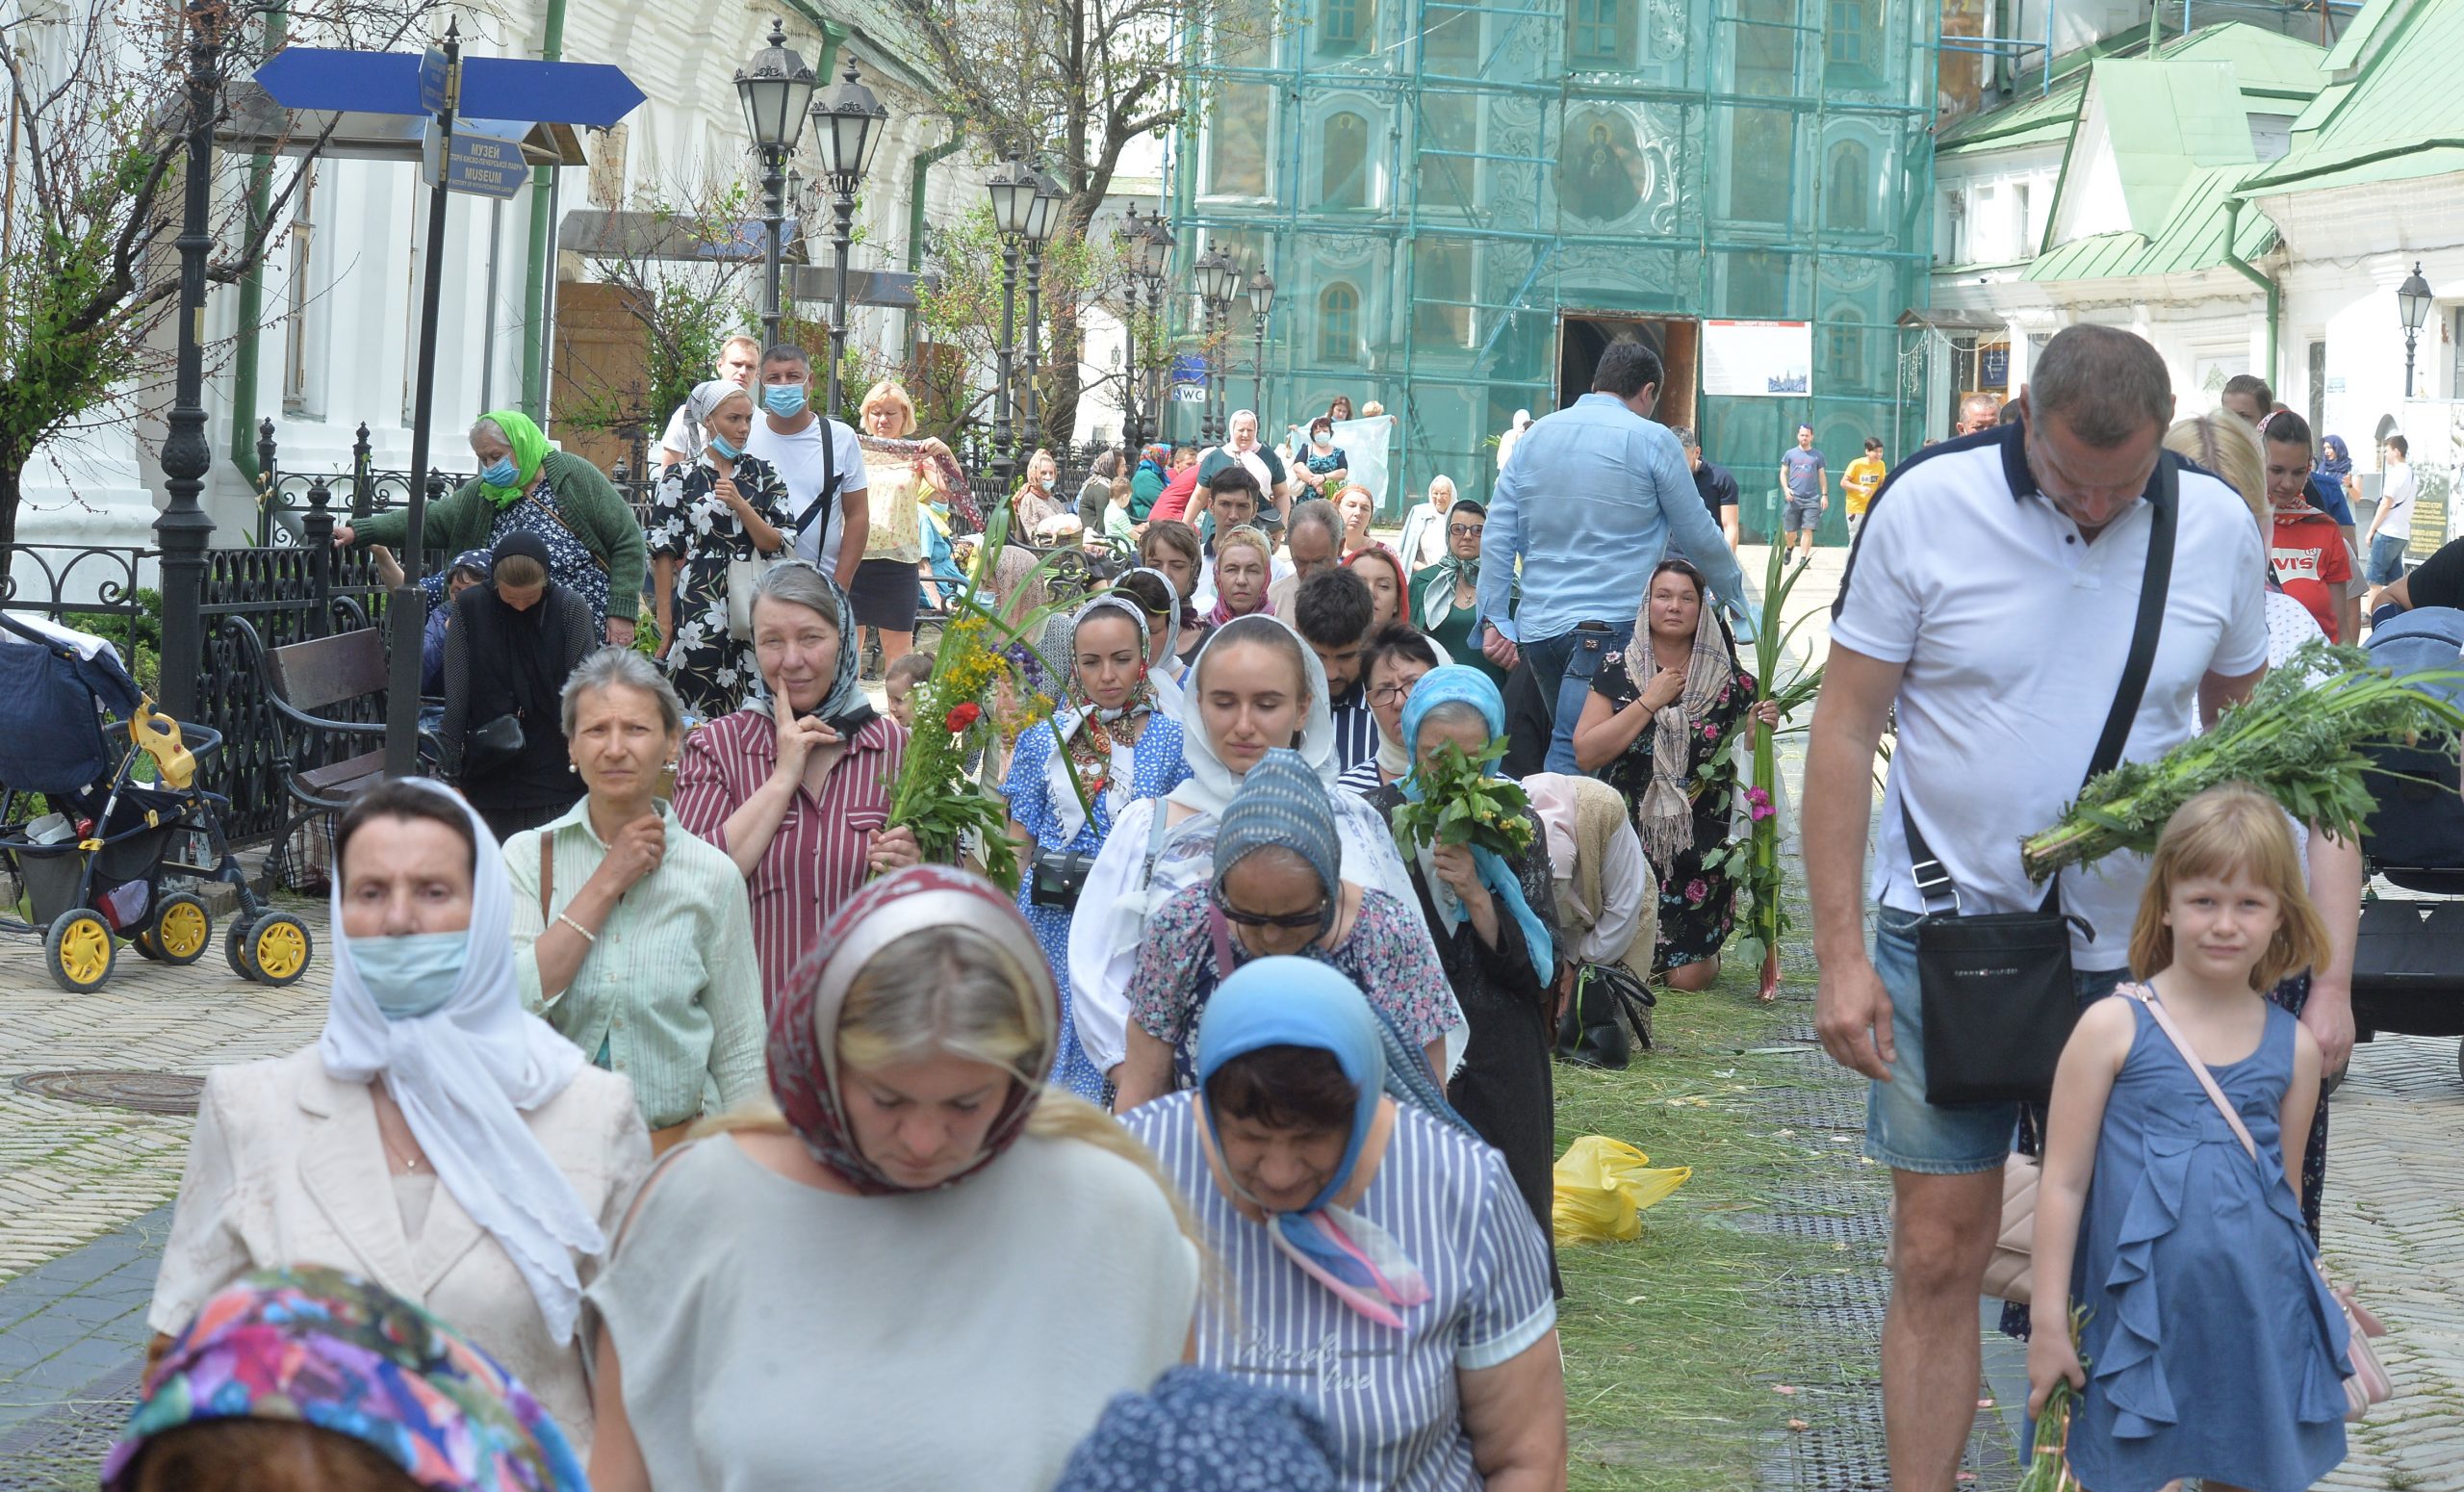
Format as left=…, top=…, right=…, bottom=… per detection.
left=2028, top=784, right=2352, bottom=1492
left=1002, top=593, right=1191, bottom=1100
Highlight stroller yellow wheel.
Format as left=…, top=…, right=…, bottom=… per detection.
left=150, top=893, right=212, bottom=966
left=44, top=912, right=115, bottom=993
left=246, top=913, right=311, bottom=987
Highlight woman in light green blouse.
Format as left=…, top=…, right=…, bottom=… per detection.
left=507, top=649, right=766, bottom=1152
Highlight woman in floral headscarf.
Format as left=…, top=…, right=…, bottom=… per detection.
left=1001, top=592, right=1192, bottom=1100
left=583, top=866, right=1202, bottom=1492
left=108, top=1265, right=587, bottom=1492
left=650, top=379, right=793, bottom=718
left=1571, top=557, right=1777, bottom=990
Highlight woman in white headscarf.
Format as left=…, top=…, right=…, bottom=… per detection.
left=146, top=778, right=651, bottom=1454
left=1068, top=613, right=1459, bottom=1091
left=1002, top=591, right=1193, bottom=1101
left=649, top=378, right=791, bottom=720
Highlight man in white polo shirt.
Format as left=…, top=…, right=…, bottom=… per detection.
left=1804, top=324, right=2269, bottom=1487
left=744, top=345, right=868, bottom=591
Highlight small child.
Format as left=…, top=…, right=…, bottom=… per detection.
left=883, top=652, right=934, bottom=730
left=2028, top=784, right=2349, bottom=1492
left=1104, top=475, right=1139, bottom=548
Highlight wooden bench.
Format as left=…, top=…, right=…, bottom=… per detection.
left=241, top=623, right=432, bottom=887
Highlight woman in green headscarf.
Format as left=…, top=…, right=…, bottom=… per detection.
left=336, top=410, right=650, bottom=647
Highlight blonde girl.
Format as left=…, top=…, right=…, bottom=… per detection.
left=2027, top=785, right=2350, bottom=1492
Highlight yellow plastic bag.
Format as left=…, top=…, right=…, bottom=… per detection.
left=1552, top=1136, right=1691, bottom=1245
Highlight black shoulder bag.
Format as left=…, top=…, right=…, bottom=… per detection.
left=793, top=418, right=842, bottom=548
left=1908, top=455, right=2178, bottom=1106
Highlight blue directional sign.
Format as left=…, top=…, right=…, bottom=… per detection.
left=421, top=121, right=530, bottom=199
left=418, top=46, right=449, bottom=115
left=255, top=48, right=644, bottom=128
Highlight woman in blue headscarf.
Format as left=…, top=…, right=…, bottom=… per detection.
left=1119, top=959, right=1566, bottom=1492
left=1372, top=664, right=1562, bottom=1261
left=1113, top=749, right=1461, bottom=1113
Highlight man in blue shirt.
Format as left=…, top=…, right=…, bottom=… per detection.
left=1477, top=342, right=1751, bottom=774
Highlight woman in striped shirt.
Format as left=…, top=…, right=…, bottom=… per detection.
left=675, top=563, right=920, bottom=1010
left=1121, top=958, right=1564, bottom=1492
left=508, top=650, right=766, bottom=1153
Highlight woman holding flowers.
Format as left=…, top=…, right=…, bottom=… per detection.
left=1372, top=666, right=1561, bottom=1258
left=1003, top=593, right=1193, bottom=1101
left=1572, top=558, right=1776, bottom=990
left=675, top=563, right=921, bottom=1010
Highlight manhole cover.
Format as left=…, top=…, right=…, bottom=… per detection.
left=13, top=1070, right=203, bottom=1115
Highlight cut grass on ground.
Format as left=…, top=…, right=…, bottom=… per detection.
left=1552, top=965, right=1857, bottom=1492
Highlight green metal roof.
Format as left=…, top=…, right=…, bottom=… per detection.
left=2025, top=163, right=2278, bottom=282
left=1938, top=22, right=2326, bottom=159
left=2246, top=0, right=2464, bottom=195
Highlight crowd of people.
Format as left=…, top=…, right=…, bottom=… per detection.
left=116, top=322, right=2408, bottom=1491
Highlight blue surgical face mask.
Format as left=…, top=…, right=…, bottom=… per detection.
left=763, top=382, right=807, bottom=417
left=708, top=433, right=743, bottom=460
left=481, top=457, right=519, bottom=487
left=347, top=931, right=468, bottom=1020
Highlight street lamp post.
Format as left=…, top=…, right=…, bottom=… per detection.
left=155, top=0, right=226, bottom=724
left=735, top=19, right=815, bottom=353
left=1193, top=246, right=1243, bottom=443
left=2399, top=261, right=2434, bottom=399
left=1018, top=165, right=1062, bottom=455
left=985, top=151, right=1038, bottom=492
left=1247, top=265, right=1275, bottom=421
left=809, top=59, right=888, bottom=421
left=1135, top=205, right=1173, bottom=443
left=1118, top=205, right=1155, bottom=449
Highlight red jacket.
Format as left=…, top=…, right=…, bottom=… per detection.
left=1150, top=466, right=1201, bottom=525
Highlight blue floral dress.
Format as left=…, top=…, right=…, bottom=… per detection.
left=1001, top=713, right=1191, bottom=1100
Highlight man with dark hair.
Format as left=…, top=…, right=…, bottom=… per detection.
left=2219, top=373, right=2276, bottom=427
left=1670, top=426, right=1738, bottom=553
left=1269, top=499, right=1345, bottom=620
left=1293, top=567, right=1381, bottom=772
left=744, top=343, right=868, bottom=589
left=1778, top=424, right=1828, bottom=561
left=1807, top=322, right=2281, bottom=1490
left=1200, top=464, right=1265, bottom=547
left=1477, top=339, right=1749, bottom=773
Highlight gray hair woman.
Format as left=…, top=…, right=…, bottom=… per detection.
left=503, top=649, right=766, bottom=1154
left=673, top=563, right=923, bottom=1008
left=649, top=380, right=792, bottom=720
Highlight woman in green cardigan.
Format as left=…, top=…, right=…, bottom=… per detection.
left=336, top=409, right=650, bottom=647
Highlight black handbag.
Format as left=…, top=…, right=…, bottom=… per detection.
left=1555, top=961, right=1658, bottom=1069
left=463, top=711, right=526, bottom=776
left=1906, top=457, right=2178, bottom=1106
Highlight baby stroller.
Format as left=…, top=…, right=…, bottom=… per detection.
left=0, top=611, right=311, bottom=993
left=2352, top=606, right=2464, bottom=1077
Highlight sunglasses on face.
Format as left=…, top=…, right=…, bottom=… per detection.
left=1212, top=885, right=1328, bottom=930
left=1448, top=523, right=1483, bottom=538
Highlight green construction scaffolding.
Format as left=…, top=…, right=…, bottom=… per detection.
left=1167, top=0, right=1938, bottom=544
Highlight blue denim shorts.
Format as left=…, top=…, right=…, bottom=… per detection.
left=2367, top=531, right=2408, bottom=586
left=1863, top=906, right=2129, bottom=1174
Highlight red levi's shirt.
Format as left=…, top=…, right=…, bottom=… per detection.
left=2270, top=507, right=2351, bottom=642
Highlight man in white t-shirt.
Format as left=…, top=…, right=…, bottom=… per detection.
left=1804, top=324, right=2273, bottom=1489
left=654, top=335, right=761, bottom=468
left=743, top=345, right=868, bottom=589
left=2364, top=433, right=2415, bottom=614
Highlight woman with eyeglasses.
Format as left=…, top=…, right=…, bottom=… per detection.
left=1335, top=624, right=1447, bottom=800
left=1111, top=750, right=1458, bottom=1112
left=1409, top=499, right=1508, bottom=689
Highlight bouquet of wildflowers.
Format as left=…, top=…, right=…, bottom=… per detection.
left=882, top=502, right=1088, bottom=892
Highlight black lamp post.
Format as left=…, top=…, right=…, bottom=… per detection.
left=985, top=151, right=1037, bottom=490
left=1018, top=164, right=1062, bottom=454
left=810, top=60, right=887, bottom=422
left=1193, top=246, right=1243, bottom=443
left=1117, top=205, right=1155, bottom=448
left=1139, top=208, right=1174, bottom=442
left=1247, top=264, right=1275, bottom=421
left=155, top=0, right=226, bottom=724
left=2399, top=261, right=2434, bottom=399
left=734, top=19, right=815, bottom=354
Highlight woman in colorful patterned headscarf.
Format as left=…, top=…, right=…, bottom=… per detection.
left=108, top=1265, right=586, bottom=1492
left=1119, top=959, right=1565, bottom=1492
left=1002, top=591, right=1192, bottom=1101
left=583, top=865, right=1203, bottom=1492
